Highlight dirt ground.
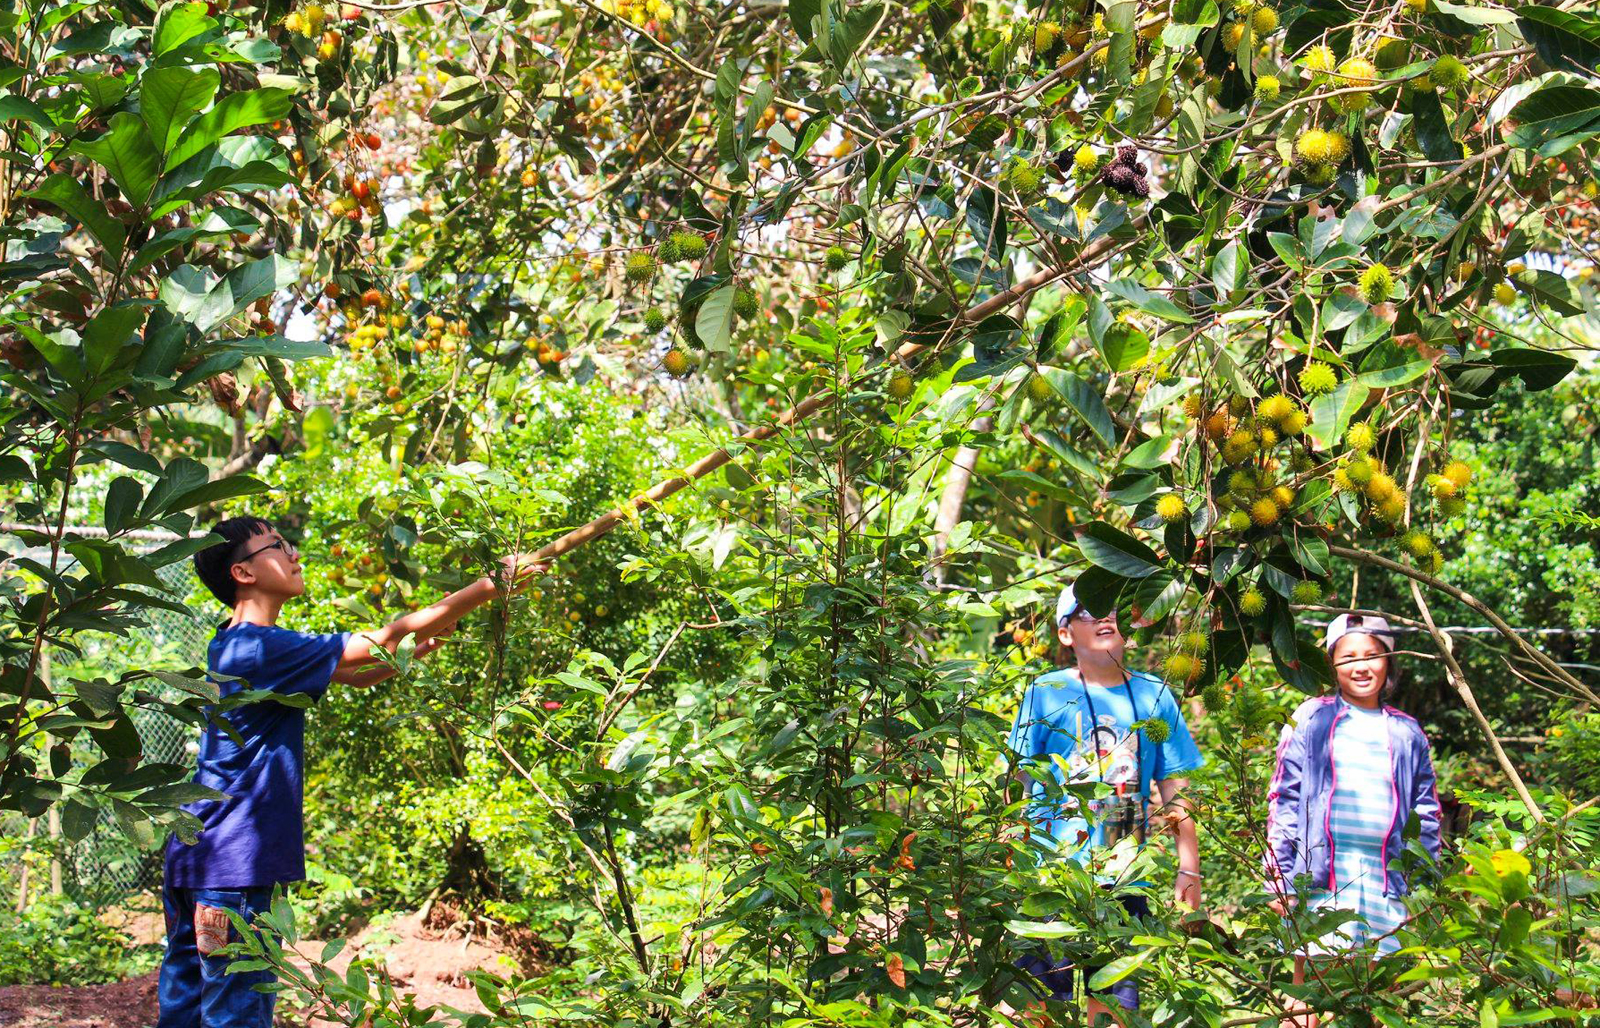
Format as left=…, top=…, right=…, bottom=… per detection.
left=0, top=905, right=530, bottom=1027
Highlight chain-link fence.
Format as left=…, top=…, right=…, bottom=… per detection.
left=3, top=528, right=213, bottom=905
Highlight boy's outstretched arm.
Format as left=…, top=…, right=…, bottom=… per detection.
left=333, top=554, right=545, bottom=681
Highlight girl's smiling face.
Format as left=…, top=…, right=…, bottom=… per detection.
left=1331, top=632, right=1390, bottom=708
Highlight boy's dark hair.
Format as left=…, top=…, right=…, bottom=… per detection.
left=194, top=516, right=277, bottom=607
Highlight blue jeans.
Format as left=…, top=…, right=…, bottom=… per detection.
left=1014, top=893, right=1151, bottom=1011
left=157, top=882, right=278, bottom=1028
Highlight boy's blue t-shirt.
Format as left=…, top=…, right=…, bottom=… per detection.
left=1007, top=668, right=1204, bottom=864
left=164, top=622, right=350, bottom=888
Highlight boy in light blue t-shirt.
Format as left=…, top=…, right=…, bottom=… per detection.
left=1007, top=583, right=1205, bottom=1019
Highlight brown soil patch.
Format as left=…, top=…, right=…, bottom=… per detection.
left=0, top=904, right=549, bottom=1027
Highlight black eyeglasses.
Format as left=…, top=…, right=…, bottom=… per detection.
left=235, top=538, right=298, bottom=564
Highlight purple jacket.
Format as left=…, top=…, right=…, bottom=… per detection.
left=1265, top=696, right=1443, bottom=897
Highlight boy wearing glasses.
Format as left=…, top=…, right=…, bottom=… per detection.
left=1008, top=584, right=1205, bottom=1023
left=157, top=516, right=544, bottom=1028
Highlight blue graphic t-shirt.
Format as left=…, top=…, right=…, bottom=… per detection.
left=164, top=622, right=350, bottom=888
left=1007, top=668, right=1204, bottom=866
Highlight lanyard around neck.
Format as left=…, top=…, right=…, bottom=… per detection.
left=1078, top=671, right=1144, bottom=796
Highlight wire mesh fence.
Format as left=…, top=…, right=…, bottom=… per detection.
left=3, top=530, right=213, bottom=906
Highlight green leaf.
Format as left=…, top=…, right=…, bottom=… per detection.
left=1516, top=6, right=1600, bottom=79
left=1107, top=278, right=1195, bottom=323
left=165, top=87, right=294, bottom=171
left=176, top=255, right=295, bottom=333
left=1430, top=0, right=1515, bottom=24
left=1087, top=947, right=1155, bottom=990
left=71, top=112, right=160, bottom=207
left=28, top=173, right=126, bottom=263
left=0, top=94, right=54, bottom=128
left=1357, top=338, right=1433, bottom=387
left=112, top=798, right=157, bottom=848
left=790, top=0, right=822, bottom=42
left=104, top=476, right=144, bottom=534
left=141, top=66, right=220, bottom=157
left=966, top=184, right=1006, bottom=262
left=694, top=283, right=737, bottom=354
left=1306, top=380, right=1371, bottom=450
left=1040, top=369, right=1117, bottom=447
left=135, top=782, right=226, bottom=806
left=61, top=800, right=98, bottom=843
left=1077, top=521, right=1164, bottom=579
left=152, top=2, right=217, bottom=56
left=1410, top=90, right=1459, bottom=164
left=83, top=301, right=148, bottom=375
left=1506, top=85, right=1600, bottom=156
left=1099, top=323, right=1150, bottom=372
left=1490, top=347, right=1577, bottom=391
left=1210, top=241, right=1247, bottom=302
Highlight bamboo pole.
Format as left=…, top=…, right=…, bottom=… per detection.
left=525, top=237, right=1121, bottom=565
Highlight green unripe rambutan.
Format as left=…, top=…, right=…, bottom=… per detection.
left=1073, top=145, right=1101, bottom=174
left=1429, top=475, right=1457, bottom=500
left=1250, top=496, right=1280, bottom=526
left=1228, top=395, right=1252, bottom=417
left=733, top=286, right=759, bottom=319
left=1178, top=630, right=1209, bottom=653
left=1359, top=262, right=1394, bottom=304
left=1401, top=529, right=1435, bottom=558
left=1438, top=495, right=1467, bottom=517
left=667, top=231, right=708, bottom=261
left=1224, top=22, right=1246, bottom=52
left=657, top=235, right=683, bottom=263
left=1303, top=44, right=1337, bottom=74
left=1140, top=717, right=1172, bottom=744
left=1258, top=393, right=1296, bottom=425
left=1291, top=580, right=1324, bottom=605
left=1345, top=421, right=1376, bottom=452
left=1377, top=492, right=1407, bottom=523
left=1364, top=471, right=1398, bottom=503
left=1251, top=6, right=1278, bottom=34
left=1034, top=20, right=1062, bottom=57
left=1239, top=587, right=1268, bottom=617
left=824, top=245, right=851, bottom=271
left=1332, top=468, right=1355, bottom=491
left=625, top=251, right=656, bottom=283
left=1027, top=372, right=1054, bottom=404
left=887, top=370, right=914, bottom=400
left=1333, top=57, right=1378, bottom=112
left=1156, top=493, right=1189, bottom=523
left=1201, top=681, right=1228, bottom=712
left=1495, top=282, right=1517, bottom=305
left=1298, top=361, right=1338, bottom=395
left=1163, top=652, right=1203, bottom=682
left=1280, top=410, right=1308, bottom=436
left=643, top=306, right=668, bottom=333
left=1430, top=55, right=1467, bottom=90
left=1442, top=460, right=1472, bottom=489
left=1294, top=128, right=1351, bottom=168
left=1224, top=430, right=1259, bottom=464
left=1006, top=161, right=1044, bottom=196
left=1227, top=470, right=1257, bottom=497
left=1226, top=509, right=1254, bottom=532
left=1255, top=75, right=1281, bottom=102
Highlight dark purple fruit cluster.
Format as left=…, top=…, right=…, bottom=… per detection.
left=1102, top=145, right=1149, bottom=198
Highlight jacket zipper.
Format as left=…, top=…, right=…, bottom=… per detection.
left=1379, top=707, right=1399, bottom=898
left=1325, top=705, right=1343, bottom=891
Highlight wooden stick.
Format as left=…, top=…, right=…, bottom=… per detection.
left=525, top=233, right=1127, bottom=565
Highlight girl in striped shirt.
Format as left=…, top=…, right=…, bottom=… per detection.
left=1265, top=613, right=1444, bottom=1021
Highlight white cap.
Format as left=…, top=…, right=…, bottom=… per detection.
left=1055, top=584, right=1080, bottom=626
left=1323, top=612, right=1396, bottom=653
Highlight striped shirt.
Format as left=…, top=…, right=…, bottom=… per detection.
left=1306, top=700, right=1409, bottom=955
